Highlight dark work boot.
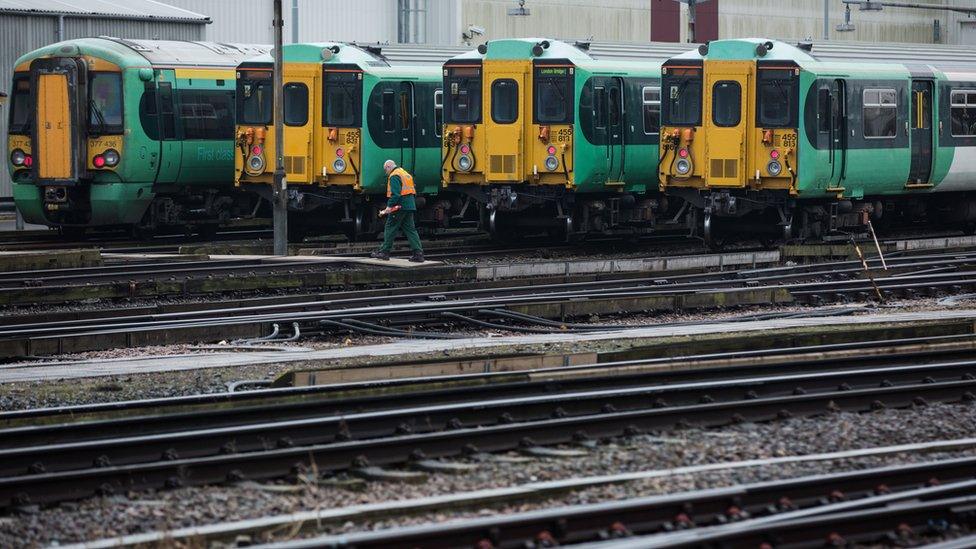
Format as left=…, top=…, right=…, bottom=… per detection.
left=409, top=251, right=425, bottom=263
left=370, top=250, right=390, bottom=260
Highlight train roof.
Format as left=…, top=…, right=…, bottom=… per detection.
left=14, top=37, right=269, bottom=71
left=667, top=37, right=976, bottom=78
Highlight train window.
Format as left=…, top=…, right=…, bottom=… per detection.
left=89, top=72, right=123, bottom=134
left=608, top=87, right=621, bottom=127
left=757, top=69, right=797, bottom=128
left=139, top=84, right=159, bottom=140
left=381, top=91, right=396, bottom=132
left=238, top=75, right=273, bottom=125
left=817, top=88, right=830, bottom=134
left=491, top=79, right=518, bottom=124
left=534, top=65, right=573, bottom=124
left=662, top=67, right=702, bottom=126
left=323, top=71, right=361, bottom=127
left=8, top=75, right=31, bottom=135
left=863, top=88, right=897, bottom=138
left=712, top=81, right=741, bottom=127
left=180, top=90, right=234, bottom=140
left=283, top=83, right=308, bottom=127
left=158, top=82, right=177, bottom=140
left=399, top=91, right=411, bottom=130
left=593, top=86, right=607, bottom=129
left=433, top=89, right=443, bottom=137
left=950, top=90, right=976, bottom=137
left=445, top=66, right=481, bottom=124
left=642, top=86, right=661, bottom=135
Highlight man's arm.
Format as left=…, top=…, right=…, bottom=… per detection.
left=387, top=175, right=403, bottom=208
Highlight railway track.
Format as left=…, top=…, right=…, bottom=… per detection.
left=1, top=342, right=974, bottom=508
left=262, top=457, right=976, bottom=548
left=3, top=248, right=976, bottom=358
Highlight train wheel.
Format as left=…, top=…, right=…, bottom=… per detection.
left=702, top=213, right=724, bottom=251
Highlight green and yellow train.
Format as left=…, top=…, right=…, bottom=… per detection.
left=659, top=38, right=976, bottom=246
left=7, top=38, right=269, bottom=235
left=234, top=42, right=474, bottom=240
left=441, top=38, right=684, bottom=239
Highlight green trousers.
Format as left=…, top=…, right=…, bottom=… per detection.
left=380, top=210, right=423, bottom=252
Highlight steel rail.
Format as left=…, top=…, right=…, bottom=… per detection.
left=256, top=459, right=976, bottom=548
left=4, top=255, right=975, bottom=340
left=4, top=346, right=976, bottom=452
left=4, top=333, right=968, bottom=423
left=0, top=376, right=973, bottom=508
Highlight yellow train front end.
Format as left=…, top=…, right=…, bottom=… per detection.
left=441, top=42, right=576, bottom=237
left=659, top=41, right=799, bottom=245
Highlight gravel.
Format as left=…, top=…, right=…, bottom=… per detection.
left=2, top=402, right=974, bottom=547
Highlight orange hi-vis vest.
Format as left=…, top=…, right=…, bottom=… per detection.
left=386, top=167, right=417, bottom=197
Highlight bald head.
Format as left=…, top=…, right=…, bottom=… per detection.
left=383, top=160, right=397, bottom=174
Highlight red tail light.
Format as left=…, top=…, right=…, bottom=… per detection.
left=770, top=149, right=780, bottom=159
left=93, top=155, right=106, bottom=168
left=23, top=155, right=33, bottom=168
left=251, top=146, right=263, bottom=156
left=678, top=148, right=689, bottom=158
left=460, top=144, right=470, bottom=155
left=336, top=148, right=344, bottom=157
left=547, top=145, right=557, bottom=155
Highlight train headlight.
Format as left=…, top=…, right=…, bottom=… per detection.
left=458, top=155, right=473, bottom=172
left=545, top=155, right=559, bottom=171
left=767, top=160, right=782, bottom=176
left=333, top=157, right=346, bottom=173
left=248, top=154, right=265, bottom=172
left=103, top=149, right=120, bottom=167
left=675, top=158, right=691, bottom=175
left=10, top=149, right=26, bottom=166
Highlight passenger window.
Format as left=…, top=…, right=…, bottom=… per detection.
left=817, top=88, right=830, bottom=134
left=139, top=84, right=159, bottom=140
left=158, top=82, right=177, bottom=140
left=491, top=79, right=518, bottom=124
left=608, top=87, right=621, bottom=127
left=951, top=89, right=976, bottom=137
left=283, top=83, right=308, bottom=126
left=863, top=88, right=897, bottom=138
left=382, top=91, right=395, bottom=133
left=179, top=90, right=235, bottom=140
left=399, top=91, right=411, bottom=130
left=593, top=86, right=606, bottom=129
left=712, top=81, right=741, bottom=127
left=642, top=86, right=661, bottom=135
left=433, top=89, right=443, bottom=137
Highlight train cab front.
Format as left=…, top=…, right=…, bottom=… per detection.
left=235, top=45, right=366, bottom=237
left=442, top=39, right=576, bottom=236
left=659, top=40, right=801, bottom=245
left=8, top=47, right=126, bottom=229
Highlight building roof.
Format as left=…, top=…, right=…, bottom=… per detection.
left=0, top=0, right=210, bottom=23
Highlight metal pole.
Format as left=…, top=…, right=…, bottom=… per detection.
left=823, top=0, right=829, bottom=40
left=687, top=0, right=696, bottom=43
left=291, top=0, right=299, bottom=43
left=273, top=0, right=288, bottom=255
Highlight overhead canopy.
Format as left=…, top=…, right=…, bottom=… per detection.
left=0, top=0, right=210, bottom=24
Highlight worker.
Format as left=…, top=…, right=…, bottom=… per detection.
left=370, top=159, right=424, bottom=262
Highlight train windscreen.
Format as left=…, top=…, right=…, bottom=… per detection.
left=323, top=70, right=363, bottom=127
left=757, top=68, right=798, bottom=128
left=445, top=66, right=482, bottom=124
left=534, top=65, right=574, bottom=125
left=663, top=67, right=702, bottom=126
left=89, top=72, right=123, bottom=134
left=237, top=70, right=273, bottom=125
left=8, top=74, right=30, bottom=135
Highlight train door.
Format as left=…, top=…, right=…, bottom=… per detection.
left=485, top=68, right=524, bottom=182
left=607, top=77, right=625, bottom=182
left=908, top=80, right=933, bottom=185
left=282, top=79, right=313, bottom=184
left=702, top=61, right=751, bottom=187
left=826, top=79, right=848, bottom=190
left=30, top=57, right=85, bottom=183
left=397, top=81, right=416, bottom=172
left=154, top=74, right=182, bottom=184
left=590, top=77, right=625, bottom=182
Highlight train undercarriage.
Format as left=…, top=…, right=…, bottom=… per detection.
left=671, top=188, right=976, bottom=249
left=449, top=184, right=691, bottom=242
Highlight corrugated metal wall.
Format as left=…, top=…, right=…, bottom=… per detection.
left=719, top=0, right=961, bottom=44
left=458, top=0, right=650, bottom=44
left=161, top=0, right=399, bottom=44
left=0, top=13, right=204, bottom=199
